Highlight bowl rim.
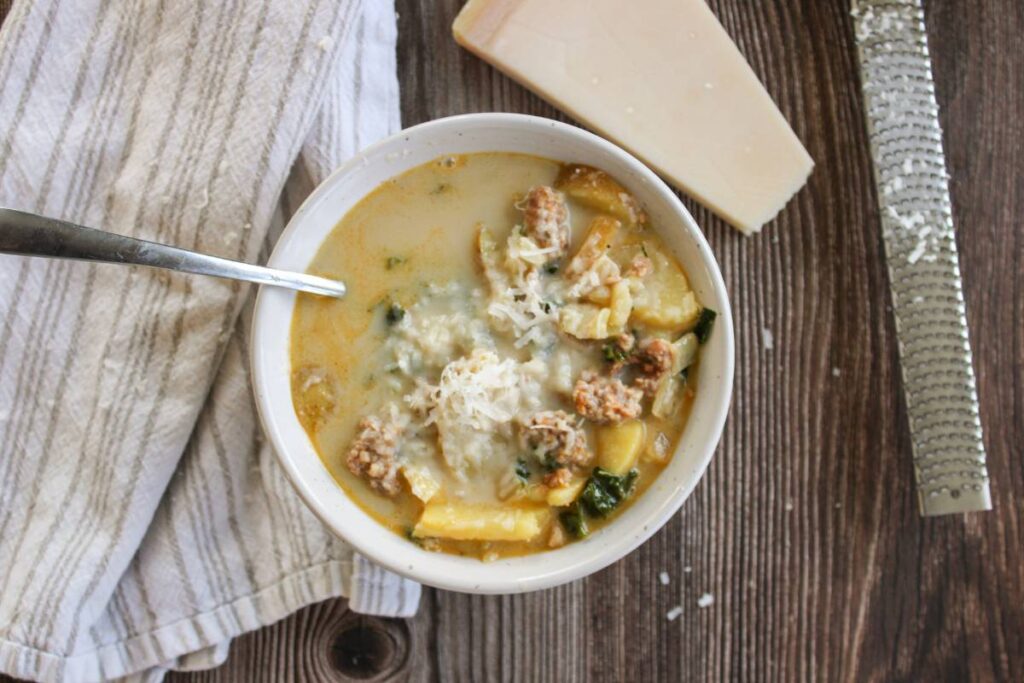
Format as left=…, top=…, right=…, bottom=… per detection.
left=251, top=112, right=734, bottom=594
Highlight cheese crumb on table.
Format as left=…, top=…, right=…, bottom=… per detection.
left=666, top=606, right=684, bottom=621
left=697, top=593, right=715, bottom=608
left=761, top=327, right=774, bottom=350
left=659, top=571, right=671, bottom=586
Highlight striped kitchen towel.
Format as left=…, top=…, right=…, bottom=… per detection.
left=0, top=0, right=420, bottom=681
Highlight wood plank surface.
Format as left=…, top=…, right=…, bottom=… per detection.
left=2, top=0, right=1021, bottom=681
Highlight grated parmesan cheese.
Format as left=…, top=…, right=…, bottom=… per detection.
left=404, top=349, right=542, bottom=477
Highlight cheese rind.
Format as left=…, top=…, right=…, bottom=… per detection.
left=453, top=0, right=813, bottom=234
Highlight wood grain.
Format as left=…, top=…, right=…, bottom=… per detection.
left=2, top=0, right=1021, bottom=681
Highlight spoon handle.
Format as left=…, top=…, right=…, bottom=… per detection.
left=0, top=208, right=345, bottom=298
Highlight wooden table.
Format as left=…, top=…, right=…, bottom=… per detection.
left=4, top=1, right=1022, bottom=681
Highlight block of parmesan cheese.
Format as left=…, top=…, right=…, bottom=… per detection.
left=453, top=0, right=813, bottom=234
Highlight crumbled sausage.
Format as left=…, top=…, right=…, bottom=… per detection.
left=346, top=415, right=402, bottom=496
left=522, top=410, right=591, bottom=467
left=633, top=337, right=676, bottom=396
left=573, top=371, right=643, bottom=423
left=522, top=186, right=570, bottom=256
left=543, top=467, right=573, bottom=488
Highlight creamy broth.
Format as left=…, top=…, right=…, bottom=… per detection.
left=290, top=152, right=711, bottom=560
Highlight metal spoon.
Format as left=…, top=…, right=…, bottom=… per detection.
left=0, top=207, right=345, bottom=298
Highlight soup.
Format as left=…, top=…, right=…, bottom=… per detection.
left=290, top=152, right=716, bottom=561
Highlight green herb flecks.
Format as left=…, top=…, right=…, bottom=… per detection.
left=430, top=183, right=451, bottom=195
left=559, top=501, right=589, bottom=539
left=580, top=467, right=639, bottom=517
left=602, top=341, right=630, bottom=364
left=385, top=304, right=406, bottom=326
left=693, top=307, right=717, bottom=344
left=385, top=256, right=407, bottom=269
left=542, top=453, right=561, bottom=472
left=515, top=458, right=531, bottom=483
left=545, top=260, right=561, bottom=275
left=679, top=367, right=689, bottom=383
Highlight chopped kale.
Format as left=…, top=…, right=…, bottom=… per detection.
left=693, top=307, right=717, bottom=344
left=581, top=477, right=617, bottom=517
left=542, top=453, right=560, bottom=472
left=559, top=501, right=589, bottom=539
left=595, top=467, right=638, bottom=500
left=385, top=256, right=407, bottom=269
left=405, top=527, right=423, bottom=547
left=679, top=367, right=689, bottom=383
left=541, top=301, right=552, bottom=314
left=385, top=304, right=406, bottom=326
left=581, top=467, right=639, bottom=517
left=544, top=261, right=561, bottom=275
left=515, top=457, right=531, bottom=483
left=602, top=341, right=630, bottom=364
left=640, top=244, right=649, bottom=257
left=430, top=182, right=451, bottom=195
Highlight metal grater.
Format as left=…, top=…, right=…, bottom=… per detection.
left=850, top=0, right=990, bottom=515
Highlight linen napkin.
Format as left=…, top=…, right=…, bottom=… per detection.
left=0, top=0, right=419, bottom=681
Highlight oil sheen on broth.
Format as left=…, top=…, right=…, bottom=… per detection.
left=290, top=152, right=715, bottom=560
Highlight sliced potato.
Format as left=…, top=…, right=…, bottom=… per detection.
left=650, top=333, right=699, bottom=420
left=555, top=164, right=646, bottom=226
left=631, top=243, right=700, bottom=331
left=651, top=375, right=682, bottom=419
left=607, top=279, right=633, bottom=329
left=559, top=303, right=611, bottom=340
left=402, top=464, right=441, bottom=503
left=672, top=333, right=699, bottom=374
left=505, top=483, right=549, bottom=504
left=644, top=431, right=672, bottom=464
left=413, top=502, right=550, bottom=541
left=596, top=421, right=645, bottom=475
left=583, top=285, right=612, bottom=306
left=291, top=366, right=336, bottom=429
left=546, top=477, right=587, bottom=506
left=565, top=216, right=620, bottom=280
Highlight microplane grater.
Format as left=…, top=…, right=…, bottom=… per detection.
left=850, top=0, right=991, bottom=515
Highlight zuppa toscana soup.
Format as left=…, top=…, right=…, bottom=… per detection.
left=290, top=152, right=716, bottom=561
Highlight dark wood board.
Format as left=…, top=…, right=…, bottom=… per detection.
left=2, top=0, right=1021, bottom=681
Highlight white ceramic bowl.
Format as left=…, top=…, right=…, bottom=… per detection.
left=251, top=113, right=734, bottom=594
